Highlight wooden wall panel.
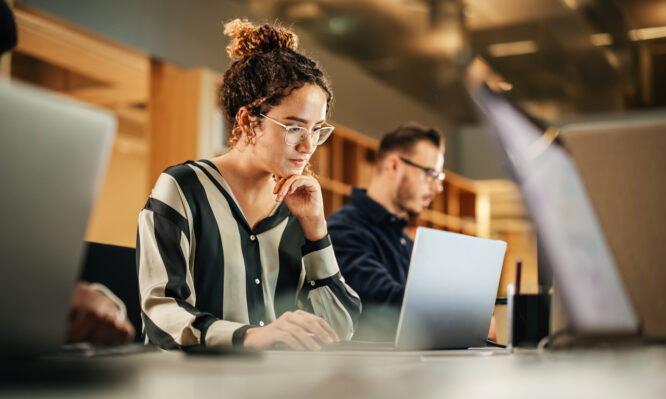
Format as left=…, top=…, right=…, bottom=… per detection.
left=13, top=5, right=149, bottom=108
left=148, top=61, right=202, bottom=185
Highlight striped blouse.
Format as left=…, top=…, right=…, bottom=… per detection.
left=137, top=160, right=361, bottom=349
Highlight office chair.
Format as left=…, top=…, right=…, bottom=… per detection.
left=79, top=242, right=142, bottom=342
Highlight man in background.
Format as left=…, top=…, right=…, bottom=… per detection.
left=327, top=122, right=446, bottom=340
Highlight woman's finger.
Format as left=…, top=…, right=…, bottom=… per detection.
left=275, top=330, right=305, bottom=351
left=273, top=177, right=286, bottom=195
left=285, top=176, right=318, bottom=196
left=280, top=322, right=321, bottom=351
left=316, top=317, right=340, bottom=342
left=288, top=178, right=306, bottom=195
left=289, top=311, right=338, bottom=343
left=290, top=314, right=335, bottom=344
left=277, top=176, right=300, bottom=200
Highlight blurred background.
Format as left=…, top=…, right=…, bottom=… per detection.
left=3, top=1, right=666, bottom=341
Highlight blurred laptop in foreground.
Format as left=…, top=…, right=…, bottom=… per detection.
left=466, top=58, right=648, bottom=344
left=0, top=78, right=116, bottom=358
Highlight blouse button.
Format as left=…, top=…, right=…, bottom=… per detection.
left=310, top=281, right=316, bottom=286
left=259, top=321, right=264, bottom=327
left=250, top=235, right=256, bottom=241
left=400, top=237, right=407, bottom=245
left=254, top=278, right=261, bottom=285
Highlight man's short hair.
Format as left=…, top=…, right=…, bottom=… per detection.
left=377, top=122, right=444, bottom=161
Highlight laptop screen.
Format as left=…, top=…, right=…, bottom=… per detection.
left=468, top=82, right=638, bottom=334
left=0, top=79, right=115, bottom=357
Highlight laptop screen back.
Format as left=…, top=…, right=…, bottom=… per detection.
left=0, top=80, right=115, bottom=357
left=396, top=228, right=506, bottom=350
left=469, top=82, right=638, bottom=334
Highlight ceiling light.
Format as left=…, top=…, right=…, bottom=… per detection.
left=414, top=25, right=464, bottom=57
left=562, top=0, right=579, bottom=10
left=495, top=81, right=513, bottom=91
left=285, top=2, right=322, bottom=20
left=487, top=40, right=538, bottom=58
left=590, top=33, right=613, bottom=46
left=328, top=16, right=354, bottom=35
left=628, top=26, right=666, bottom=41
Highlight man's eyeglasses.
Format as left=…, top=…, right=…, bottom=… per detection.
left=400, top=157, right=445, bottom=184
left=260, top=113, right=334, bottom=146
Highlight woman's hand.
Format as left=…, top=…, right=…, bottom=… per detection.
left=274, top=175, right=327, bottom=241
left=243, top=310, right=339, bottom=351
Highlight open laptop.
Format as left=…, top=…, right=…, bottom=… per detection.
left=328, top=227, right=507, bottom=351
left=467, top=80, right=639, bottom=335
left=396, top=228, right=506, bottom=350
left=0, top=79, right=115, bottom=358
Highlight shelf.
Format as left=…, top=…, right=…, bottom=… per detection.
left=313, top=122, right=539, bottom=297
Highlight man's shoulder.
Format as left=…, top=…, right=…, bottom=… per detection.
left=327, top=202, right=368, bottom=225
left=327, top=204, right=381, bottom=246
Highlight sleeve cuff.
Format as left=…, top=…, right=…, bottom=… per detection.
left=301, top=235, right=331, bottom=256
left=305, top=272, right=345, bottom=290
left=232, top=325, right=253, bottom=348
left=302, top=240, right=340, bottom=281
left=204, top=320, right=248, bottom=347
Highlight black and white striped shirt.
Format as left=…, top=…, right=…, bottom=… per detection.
left=137, top=160, right=361, bottom=349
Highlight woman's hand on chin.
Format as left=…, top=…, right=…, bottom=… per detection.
left=274, top=175, right=327, bottom=241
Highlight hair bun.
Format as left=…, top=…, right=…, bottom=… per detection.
left=224, top=19, right=298, bottom=60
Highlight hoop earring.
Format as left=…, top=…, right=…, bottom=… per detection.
left=235, top=114, right=254, bottom=146
left=245, top=131, right=256, bottom=145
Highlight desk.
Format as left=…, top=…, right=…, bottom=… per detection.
left=1, top=346, right=665, bottom=398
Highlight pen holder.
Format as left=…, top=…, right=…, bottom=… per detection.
left=507, top=285, right=551, bottom=347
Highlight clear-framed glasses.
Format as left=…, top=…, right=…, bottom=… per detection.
left=260, top=113, right=334, bottom=146
left=399, top=157, right=446, bottom=184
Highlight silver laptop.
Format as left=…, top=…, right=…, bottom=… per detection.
left=395, top=227, right=506, bottom=350
left=327, top=227, right=506, bottom=351
left=0, top=79, right=115, bottom=358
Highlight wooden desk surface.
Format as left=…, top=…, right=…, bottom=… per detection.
left=1, top=346, right=665, bottom=398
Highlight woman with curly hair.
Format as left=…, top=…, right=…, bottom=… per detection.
left=137, top=19, right=360, bottom=351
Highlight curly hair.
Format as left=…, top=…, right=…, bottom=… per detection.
left=220, top=19, right=333, bottom=152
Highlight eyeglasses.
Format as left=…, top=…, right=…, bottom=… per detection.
left=260, top=113, right=334, bottom=146
left=399, top=157, right=445, bottom=184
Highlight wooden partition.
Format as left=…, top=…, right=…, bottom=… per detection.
left=148, top=62, right=223, bottom=185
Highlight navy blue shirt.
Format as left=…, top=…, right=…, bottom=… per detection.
left=328, top=188, right=413, bottom=339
